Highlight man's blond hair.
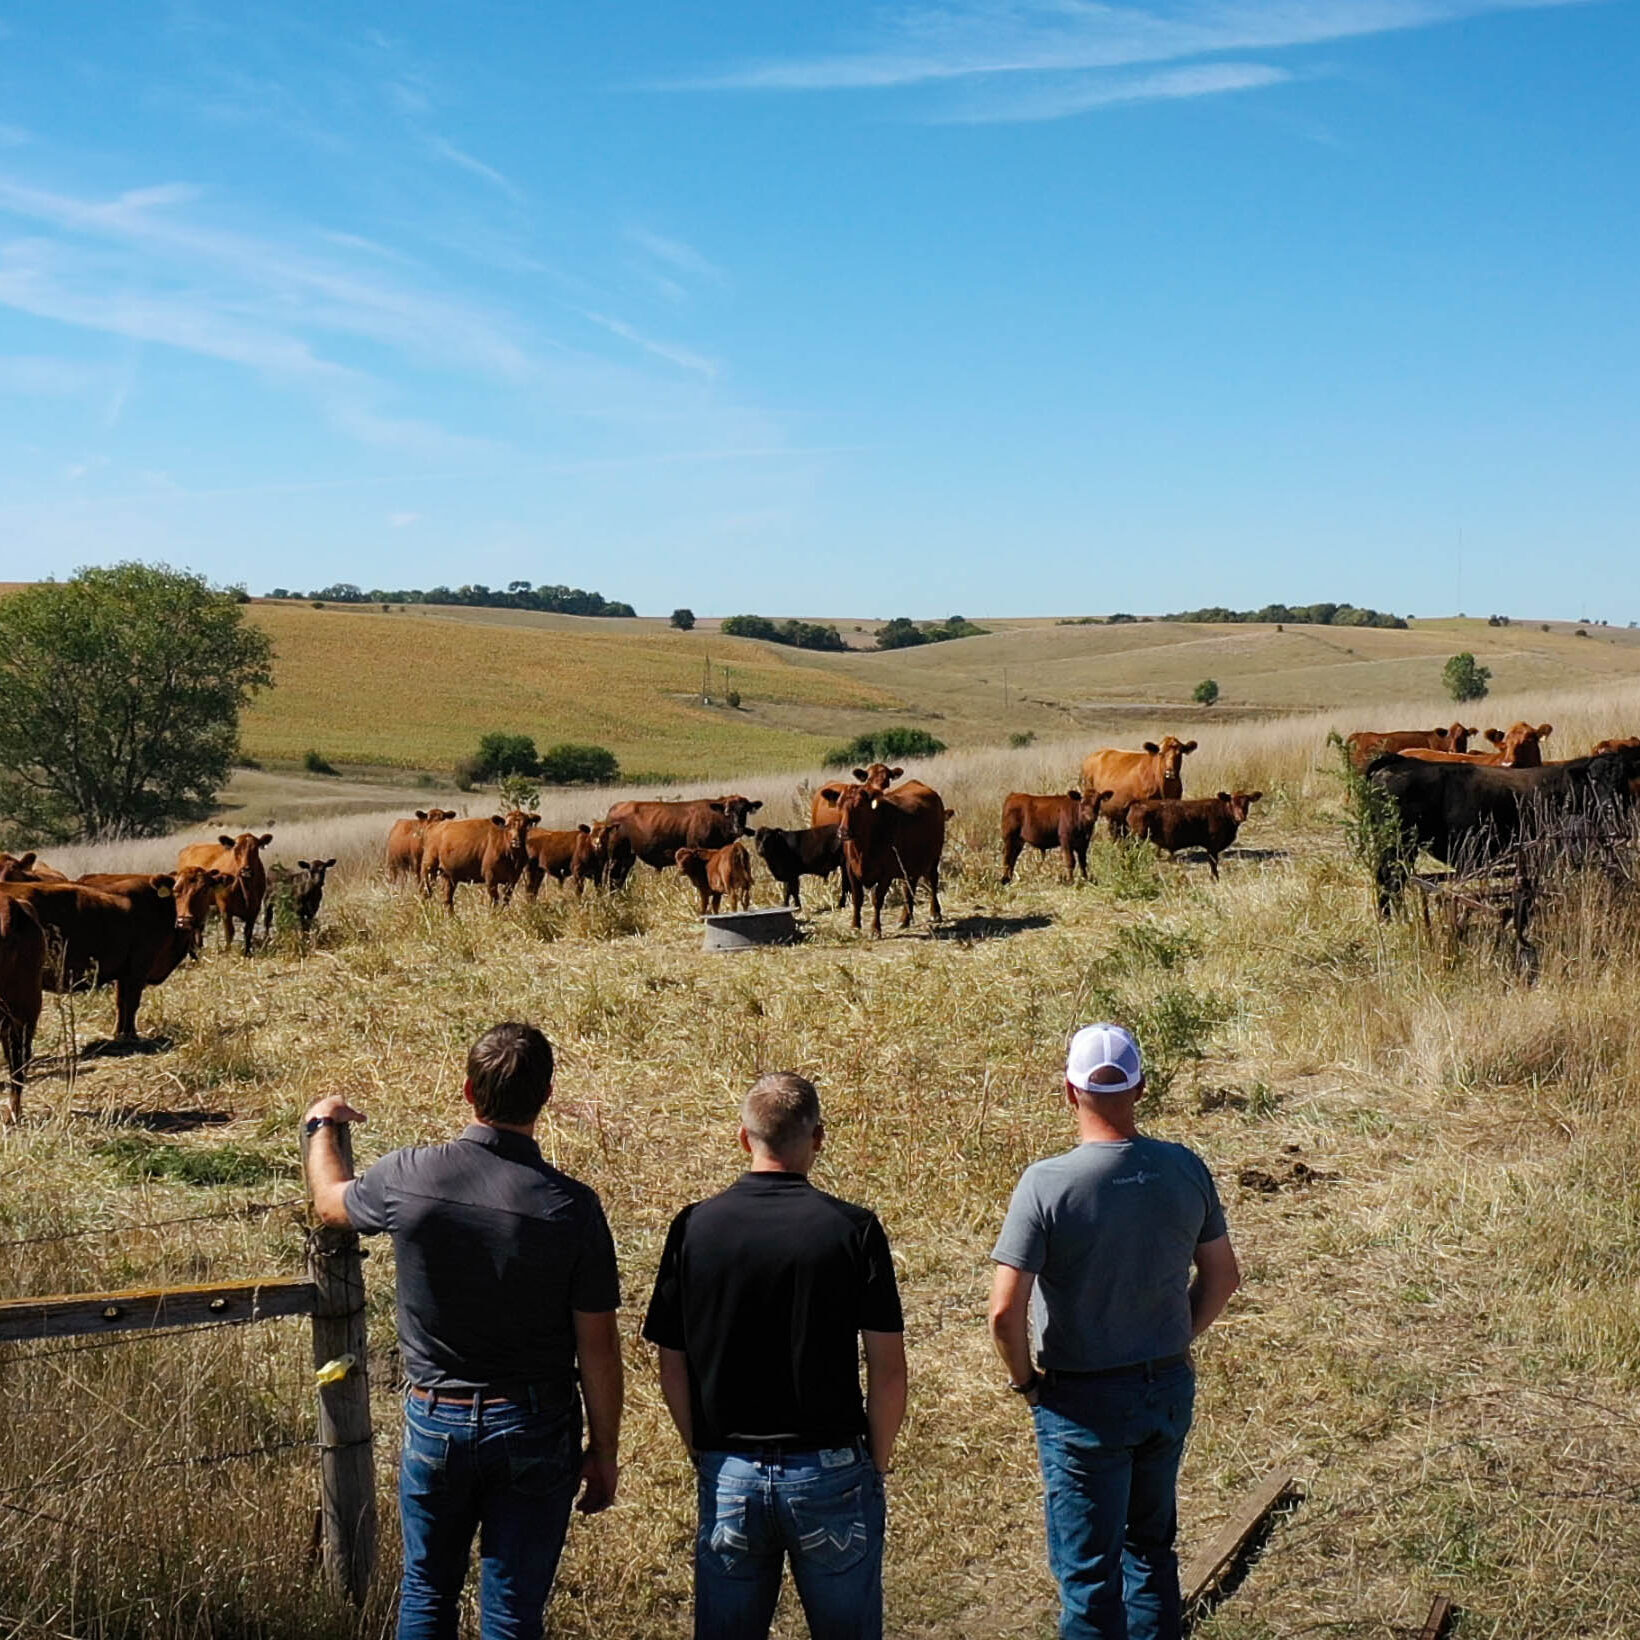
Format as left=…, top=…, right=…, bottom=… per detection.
left=741, top=1072, right=821, bottom=1157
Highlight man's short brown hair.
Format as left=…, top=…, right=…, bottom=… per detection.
left=741, top=1071, right=821, bottom=1157
left=467, top=1023, right=555, bottom=1124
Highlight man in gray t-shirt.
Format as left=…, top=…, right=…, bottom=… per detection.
left=990, top=1024, right=1239, bottom=1640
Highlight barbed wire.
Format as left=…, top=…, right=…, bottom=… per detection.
left=0, top=1438, right=317, bottom=1499
left=0, top=1197, right=307, bottom=1249
left=1, top=1314, right=299, bottom=1364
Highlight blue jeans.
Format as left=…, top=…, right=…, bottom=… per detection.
left=694, top=1444, right=887, bottom=1640
left=396, top=1390, right=581, bottom=1640
left=1031, top=1363, right=1195, bottom=1640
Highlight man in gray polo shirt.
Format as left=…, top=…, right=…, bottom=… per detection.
left=303, top=1021, right=623, bottom=1640
left=990, top=1023, right=1240, bottom=1640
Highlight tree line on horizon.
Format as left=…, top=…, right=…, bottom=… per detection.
left=264, top=581, right=638, bottom=617
left=1159, top=601, right=1409, bottom=629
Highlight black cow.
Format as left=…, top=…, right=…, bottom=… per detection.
left=753, top=825, right=844, bottom=907
left=1366, top=746, right=1640, bottom=911
left=263, top=859, right=338, bottom=936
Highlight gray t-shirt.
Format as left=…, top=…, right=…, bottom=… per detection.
left=992, top=1135, right=1228, bottom=1372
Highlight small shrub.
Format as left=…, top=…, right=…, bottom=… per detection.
left=303, top=748, right=338, bottom=776
left=539, top=743, right=620, bottom=784
left=1087, top=837, right=1163, bottom=901
left=1443, top=652, right=1491, bottom=702
left=725, top=689, right=742, bottom=710
left=311, top=600, right=325, bottom=609
left=1575, top=629, right=1590, bottom=639
left=822, top=727, right=947, bottom=768
left=453, top=755, right=482, bottom=792
left=670, top=608, right=696, bottom=631
left=1193, top=679, right=1220, bottom=706
left=476, top=731, right=539, bottom=780
left=498, top=772, right=540, bottom=812
left=1009, top=731, right=1036, bottom=749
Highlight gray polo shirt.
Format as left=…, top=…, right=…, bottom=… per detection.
left=992, top=1135, right=1227, bottom=1373
left=345, top=1124, right=620, bottom=1402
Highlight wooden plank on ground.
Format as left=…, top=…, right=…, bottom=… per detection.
left=0, top=1277, right=317, bottom=1342
left=1417, top=1593, right=1455, bottom=1640
left=1182, top=1467, right=1302, bottom=1607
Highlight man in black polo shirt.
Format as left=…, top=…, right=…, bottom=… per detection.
left=644, top=1071, right=907, bottom=1640
left=303, top=1022, right=623, bottom=1640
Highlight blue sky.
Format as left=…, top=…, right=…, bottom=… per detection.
left=0, top=1, right=1634, bottom=619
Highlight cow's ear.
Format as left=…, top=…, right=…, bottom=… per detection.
left=578, top=824, right=591, bottom=833
left=325, top=858, right=337, bottom=868
left=527, top=813, right=541, bottom=825
left=747, top=801, right=762, bottom=812
left=1218, top=791, right=1232, bottom=803
left=218, top=834, right=235, bottom=847
left=1067, top=790, right=1082, bottom=802
left=1142, top=742, right=1160, bottom=754
left=491, top=815, right=505, bottom=827
left=888, top=767, right=903, bottom=780
left=17, top=853, right=34, bottom=869
left=945, top=807, right=956, bottom=819
left=819, top=785, right=843, bottom=805
left=1248, top=792, right=1264, bottom=803
left=1466, top=726, right=1479, bottom=736
left=258, top=833, right=274, bottom=847
left=1485, top=729, right=1505, bottom=745
left=708, top=801, right=725, bottom=813
left=415, top=809, right=428, bottom=820
left=298, top=860, right=312, bottom=871
left=853, top=768, right=870, bottom=782
left=154, top=878, right=175, bottom=900
left=1182, top=740, right=1198, bottom=753
left=1537, top=723, right=1553, bottom=737
left=1100, top=790, right=1116, bottom=804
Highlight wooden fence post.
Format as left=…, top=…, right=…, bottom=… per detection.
left=302, top=1122, right=377, bottom=1607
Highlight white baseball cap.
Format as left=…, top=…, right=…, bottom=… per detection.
left=1066, top=1023, right=1144, bottom=1094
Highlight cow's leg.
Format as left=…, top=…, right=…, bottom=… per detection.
left=837, top=861, right=852, bottom=910
left=927, top=867, right=944, bottom=924
left=898, top=874, right=915, bottom=929
left=1000, top=832, right=1022, bottom=885
left=1107, top=808, right=1128, bottom=841
left=1207, top=853, right=1221, bottom=881
left=525, top=865, right=543, bottom=902
left=1076, top=842, right=1090, bottom=880
left=242, top=901, right=257, bottom=956
left=441, top=875, right=458, bottom=914
left=850, top=879, right=863, bottom=931
left=2, top=1006, right=33, bottom=1124
left=1061, top=842, right=1077, bottom=883
left=114, top=978, right=142, bottom=1040
left=871, top=884, right=887, bottom=938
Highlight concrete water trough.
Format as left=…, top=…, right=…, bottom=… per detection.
left=702, top=906, right=802, bottom=952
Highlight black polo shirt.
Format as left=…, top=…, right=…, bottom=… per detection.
left=642, top=1172, right=903, bottom=1451
left=345, top=1124, right=620, bottom=1404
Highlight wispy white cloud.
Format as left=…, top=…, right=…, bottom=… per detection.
left=932, top=59, right=1293, bottom=122
left=425, top=135, right=525, bottom=203
left=579, top=310, right=719, bottom=379
left=626, top=225, right=727, bottom=288
left=670, top=0, right=1587, bottom=104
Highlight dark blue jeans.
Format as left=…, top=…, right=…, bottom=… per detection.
left=396, top=1390, right=581, bottom=1640
left=1031, top=1363, right=1195, bottom=1640
left=694, top=1444, right=887, bottom=1640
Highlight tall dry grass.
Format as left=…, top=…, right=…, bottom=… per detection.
left=9, top=680, right=1640, bottom=1636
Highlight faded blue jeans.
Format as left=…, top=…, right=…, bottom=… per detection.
left=694, top=1443, right=887, bottom=1639
left=1031, top=1362, right=1195, bottom=1640
left=396, top=1389, right=581, bottom=1640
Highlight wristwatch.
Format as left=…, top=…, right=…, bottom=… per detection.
left=1010, top=1370, right=1042, bottom=1396
left=303, top=1114, right=337, bottom=1136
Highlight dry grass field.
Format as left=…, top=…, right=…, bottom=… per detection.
left=8, top=681, right=1640, bottom=1637
left=228, top=602, right=1640, bottom=793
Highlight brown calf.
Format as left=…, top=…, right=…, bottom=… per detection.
left=1126, top=791, right=1263, bottom=880
left=175, top=832, right=274, bottom=954
left=675, top=842, right=753, bottom=914
left=1000, top=790, right=1113, bottom=884
left=525, top=825, right=611, bottom=899
left=1345, top=723, right=1475, bottom=772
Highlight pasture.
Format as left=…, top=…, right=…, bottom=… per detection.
left=8, top=686, right=1640, bottom=1637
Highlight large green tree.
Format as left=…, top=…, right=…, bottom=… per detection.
left=0, top=563, right=275, bottom=841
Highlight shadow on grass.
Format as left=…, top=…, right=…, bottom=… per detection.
left=72, top=1107, right=233, bottom=1133
left=931, top=913, right=1054, bottom=943
left=78, top=1035, right=175, bottom=1059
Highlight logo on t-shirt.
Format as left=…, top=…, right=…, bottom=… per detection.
left=1110, top=1170, right=1159, bottom=1187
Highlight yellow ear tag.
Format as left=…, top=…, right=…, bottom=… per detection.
left=315, top=1353, right=356, bottom=1386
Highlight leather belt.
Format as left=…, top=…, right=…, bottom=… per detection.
left=1044, top=1352, right=1190, bottom=1382
left=408, top=1385, right=543, bottom=1407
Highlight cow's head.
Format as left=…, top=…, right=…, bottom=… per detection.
left=851, top=763, right=903, bottom=790
left=296, top=858, right=337, bottom=885
left=0, top=852, right=37, bottom=882
left=835, top=785, right=884, bottom=849
left=494, top=811, right=538, bottom=860
left=1073, top=789, right=1115, bottom=829
left=168, top=867, right=224, bottom=949
left=674, top=846, right=709, bottom=887
left=707, top=795, right=763, bottom=837
left=1487, top=723, right=1552, bottom=766
left=1221, top=790, right=1264, bottom=823
left=1144, top=737, right=1198, bottom=782
left=218, top=831, right=274, bottom=868
left=1442, top=723, right=1479, bottom=752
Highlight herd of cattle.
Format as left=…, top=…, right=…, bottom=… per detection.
left=2, top=723, right=1638, bottom=1123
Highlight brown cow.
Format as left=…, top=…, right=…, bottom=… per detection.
left=674, top=842, right=754, bottom=914
left=1592, top=736, right=1640, bottom=757
left=1, top=869, right=220, bottom=1058
left=0, top=852, right=69, bottom=883
left=386, top=809, right=458, bottom=884
left=603, top=796, right=763, bottom=887
left=811, top=766, right=901, bottom=907
left=1000, top=789, right=1114, bottom=884
left=175, top=832, right=274, bottom=954
left=1400, top=723, right=1553, bottom=768
left=835, top=780, right=947, bottom=937
left=1126, top=792, right=1263, bottom=880
left=0, top=893, right=46, bottom=1123
left=1080, top=738, right=1198, bottom=838
left=1345, top=724, right=1476, bottom=772
left=524, top=825, right=611, bottom=899
left=421, top=811, right=538, bottom=909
